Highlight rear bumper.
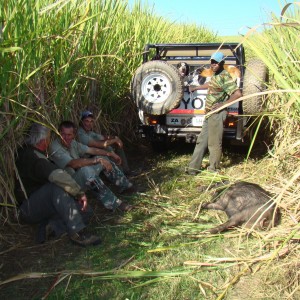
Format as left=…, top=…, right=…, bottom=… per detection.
left=139, top=124, right=238, bottom=143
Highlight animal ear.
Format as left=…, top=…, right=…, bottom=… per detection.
left=260, top=218, right=269, bottom=229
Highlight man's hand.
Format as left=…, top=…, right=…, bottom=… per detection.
left=211, top=102, right=224, bottom=111
left=100, top=158, right=113, bottom=172
left=77, top=193, right=88, bottom=211
left=94, top=157, right=113, bottom=171
left=189, top=86, right=196, bottom=93
left=113, top=136, right=123, bottom=148
left=109, top=152, right=122, bottom=165
left=189, top=83, right=209, bottom=93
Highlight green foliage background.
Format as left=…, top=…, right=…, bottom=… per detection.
left=0, top=0, right=218, bottom=210
left=0, top=0, right=218, bottom=130
left=1, top=0, right=299, bottom=224
left=1, top=1, right=300, bottom=299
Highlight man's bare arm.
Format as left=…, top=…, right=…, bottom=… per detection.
left=189, top=82, right=210, bottom=93
left=88, top=139, right=106, bottom=148
left=88, top=136, right=123, bottom=149
left=66, top=156, right=113, bottom=171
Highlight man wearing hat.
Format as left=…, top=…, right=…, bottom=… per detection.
left=186, top=52, right=242, bottom=174
left=78, top=110, right=131, bottom=175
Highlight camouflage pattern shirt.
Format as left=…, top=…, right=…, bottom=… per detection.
left=205, top=69, right=239, bottom=112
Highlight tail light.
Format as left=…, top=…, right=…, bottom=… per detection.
left=147, top=116, right=159, bottom=125
left=145, top=114, right=165, bottom=125
left=224, top=115, right=237, bottom=128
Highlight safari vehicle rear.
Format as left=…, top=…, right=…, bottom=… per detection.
left=131, top=43, right=268, bottom=151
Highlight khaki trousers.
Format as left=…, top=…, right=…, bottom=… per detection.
left=188, top=110, right=228, bottom=172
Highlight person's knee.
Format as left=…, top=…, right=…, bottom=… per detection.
left=76, top=166, right=98, bottom=181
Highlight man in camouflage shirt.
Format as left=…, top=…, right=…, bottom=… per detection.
left=186, top=52, right=242, bottom=174
left=50, top=121, right=135, bottom=212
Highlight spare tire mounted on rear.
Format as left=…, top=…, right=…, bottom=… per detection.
left=242, top=58, right=268, bottom=114
left=131, top=60, right=184, bottom=115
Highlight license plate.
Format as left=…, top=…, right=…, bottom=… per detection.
left=166, top=115, right=205, bottom=126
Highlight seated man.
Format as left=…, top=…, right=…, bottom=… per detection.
left=15, top=123, right=101, bottom=246
left=78, top=111, right=131, bottom=175
left=49, top=121, right=135, bottom=212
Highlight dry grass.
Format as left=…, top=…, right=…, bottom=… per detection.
left=0, top=143, right=299, bottom=299
left=1, top=1, right=300, bottom=299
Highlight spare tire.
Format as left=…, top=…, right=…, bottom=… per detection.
left=243, top=58, right=268, bottom=114
left=131, top=61, right=184, bottom=115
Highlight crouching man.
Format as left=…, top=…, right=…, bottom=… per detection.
left=49, top=121, right=135, bottom=212
left=15, top=123, right=101, bottom=247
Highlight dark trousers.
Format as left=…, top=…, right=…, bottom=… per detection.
left=19, top=183, right=87, bottom=235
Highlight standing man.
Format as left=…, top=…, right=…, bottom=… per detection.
left=15, top=123, right=101, bottom=246
left=49, top=121, right=135, bottom=212
left=186, top=52, right=242, bottom=174
left=78, top=111, right=131, bottom=175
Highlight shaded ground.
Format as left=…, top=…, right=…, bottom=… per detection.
left=0, top=139, right=268, bottom=299
left=0, top=142, right=156, bottom=299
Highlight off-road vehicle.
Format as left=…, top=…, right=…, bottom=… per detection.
left=131, top=43, right=267, bottom=151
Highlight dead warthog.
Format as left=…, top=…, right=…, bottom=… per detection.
left=202, top=181, right=280, bottom=234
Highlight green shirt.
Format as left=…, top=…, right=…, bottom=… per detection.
left=49, top=139, right=89, bottom=170
left=205, top=69, right=239, bottom=111
left=77, top=126, right=104, bottom=146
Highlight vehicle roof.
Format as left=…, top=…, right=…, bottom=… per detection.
left=145, top=42, right=241, bottom=47
left=143, top=43, right=245, bottom=65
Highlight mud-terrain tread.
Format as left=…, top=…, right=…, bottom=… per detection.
left=243, top=58, right=268, bottom=114
left=131, top=60, right=184, bottom=115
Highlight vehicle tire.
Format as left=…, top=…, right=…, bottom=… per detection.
left=243, top=58, right=268, bottom=114
left=131, top=61, right=184, bottom=115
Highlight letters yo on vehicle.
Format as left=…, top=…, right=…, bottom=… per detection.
left=131, top=43, right=268, bottom=151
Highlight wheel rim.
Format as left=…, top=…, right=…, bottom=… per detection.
left=141, top=73, right=172, bottom=104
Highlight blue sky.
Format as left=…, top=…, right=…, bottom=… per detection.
left=128, top=0, right=285, bottom=36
